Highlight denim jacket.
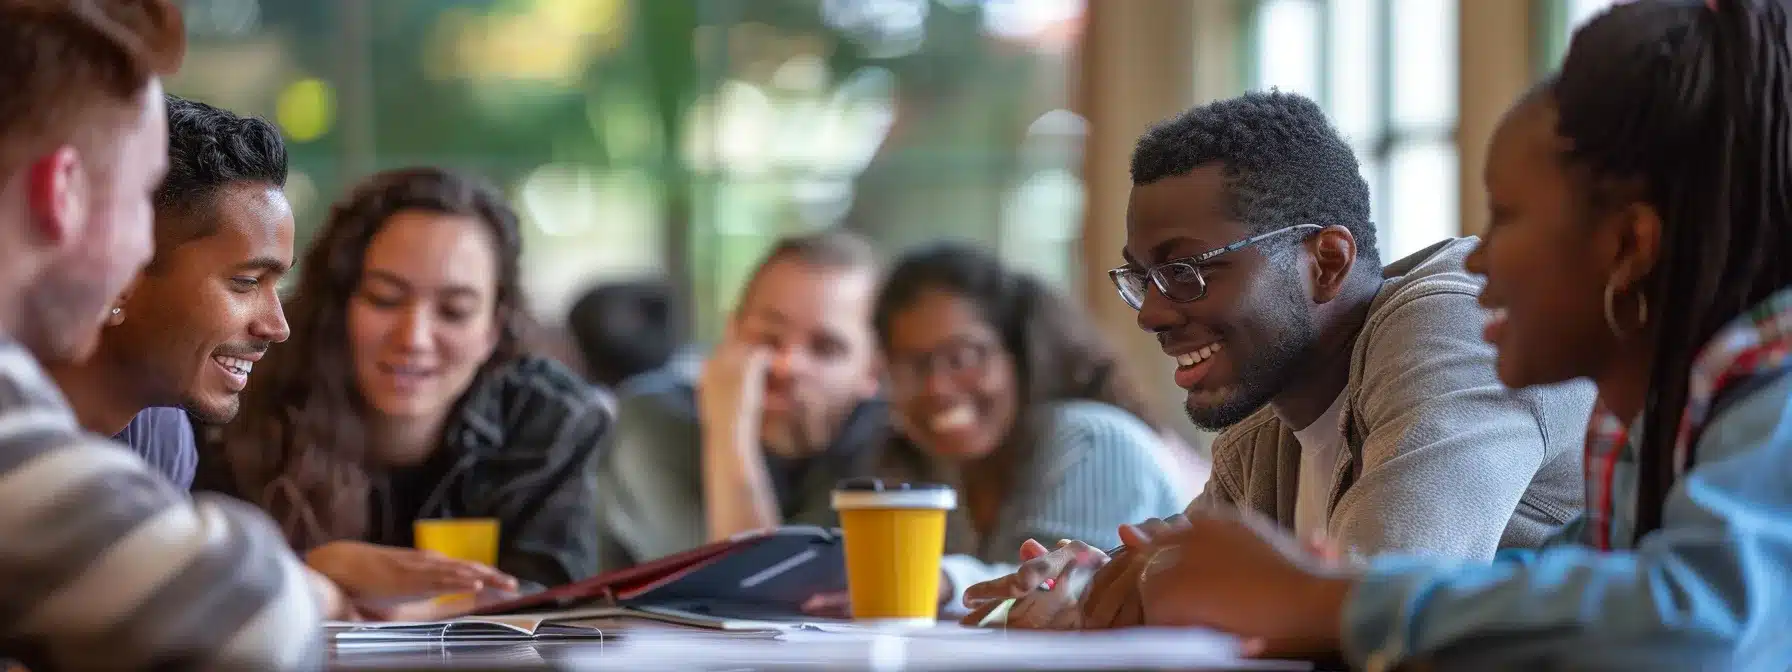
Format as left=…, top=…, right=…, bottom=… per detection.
left=1344, top=367, right=1792, bottom=670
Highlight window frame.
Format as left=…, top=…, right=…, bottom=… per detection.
left=1242, top=0, right=1459, bottom=261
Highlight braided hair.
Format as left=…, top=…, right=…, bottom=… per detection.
left=1553, top=0, right=1792, bottom=539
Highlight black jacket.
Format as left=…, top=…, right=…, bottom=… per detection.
left=197, top=356, right=610, bottom=589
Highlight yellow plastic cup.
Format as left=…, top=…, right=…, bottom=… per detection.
left=413, top=518, right=500, bottom=566
left=831, top=479, right=957, bottom=624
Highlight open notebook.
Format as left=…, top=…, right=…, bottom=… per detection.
left=325, top=616, right=606, bottom=642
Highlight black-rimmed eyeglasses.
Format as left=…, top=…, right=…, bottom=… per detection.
left=1108, top=224, right=1323, bottom=310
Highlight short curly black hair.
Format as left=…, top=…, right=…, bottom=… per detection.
left=1131, top=90, right=1377, bottom=263
left=149, top=93, right=288, bottom=270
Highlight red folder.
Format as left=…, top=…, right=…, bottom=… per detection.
left=470, top=526, right=846, bottom=616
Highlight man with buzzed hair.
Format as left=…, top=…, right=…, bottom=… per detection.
left=47, top=94, right=293, bottom=488
left=0, top=1, right=323, bottom=667
left=596, top=229, right=890, bottom=569
left=962, top=91, right=1594, bottom=628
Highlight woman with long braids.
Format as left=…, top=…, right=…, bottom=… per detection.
left=195, top=168, right=610, bottom=601
left=1055, top=1, right=1792, bottom=668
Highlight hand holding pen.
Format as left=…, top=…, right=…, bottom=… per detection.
left=960, top=514, right=1196, bottom=629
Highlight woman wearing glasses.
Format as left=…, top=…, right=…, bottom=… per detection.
left=807, top=242, right=1192, bottom=616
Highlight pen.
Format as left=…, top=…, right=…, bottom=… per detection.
left=1038, top=544, right=1126, bottom=591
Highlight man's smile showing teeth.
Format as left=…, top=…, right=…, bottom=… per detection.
left=212, top=355, right=256, bottom=393
left=1176, top=341, right=1224, bottom=368
left=213, top=356, right=253, bottom=376
left=1171, top=340, right=1225, bottom=389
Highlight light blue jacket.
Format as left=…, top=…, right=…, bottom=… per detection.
left=1344, top=370, right=1792, bottom=670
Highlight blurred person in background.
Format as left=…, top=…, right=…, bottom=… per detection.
left=803, top=242, right=1189, bottom=617
left=46, top=94, right=292, bottom=489
left=963, top=90, right=1594, bottom=627
left=197, top=167, right=609, bottom=601
left=0, top=0, right=326, bottom=667
left=1125, top=2, right=1792, bottom=667
left=595, top=229, right=888, bottom=569
left=566, top=277, right=685, bottom=389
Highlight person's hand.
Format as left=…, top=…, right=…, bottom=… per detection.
left=1078, top=515, right=1193, bottom=629
left=961, top=539, right=1096, bottom=609
left=305, top=540, right=518, bottom=600
left=1134, top=509, right=1356, bottom=659
left=1000, top=549, right=1104, bottom=630
left=959, top=538, right=1106, bottom=626
left=697, top=326, right=771, bottom=433
left=305, top=566, right=358, bottom=621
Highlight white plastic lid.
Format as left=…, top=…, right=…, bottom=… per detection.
left=830, top=478, right=958, bottom=511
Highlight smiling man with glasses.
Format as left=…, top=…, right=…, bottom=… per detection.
left=961, top=91, right=1597, bottom=629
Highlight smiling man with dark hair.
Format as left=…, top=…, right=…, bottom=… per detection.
left=46, top=93, right=293, bottom=487
left=1111, top=91, right=1591, bottom=558
left=962, top=91, right=1599, bottom=628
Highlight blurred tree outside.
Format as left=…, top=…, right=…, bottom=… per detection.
left=169, top=0, right=1085, bottom=339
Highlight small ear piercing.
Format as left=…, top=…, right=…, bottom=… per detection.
left=107, top=306, right=124, bottom=326
left=111, top=307, right=121, bottom=317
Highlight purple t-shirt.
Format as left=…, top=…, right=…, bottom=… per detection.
left=113, top=407, right=198, bottom=490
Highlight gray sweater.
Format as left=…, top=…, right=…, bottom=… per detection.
left=1194, top=237, right=1594, bottom=559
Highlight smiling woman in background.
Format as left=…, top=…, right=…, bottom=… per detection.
left=860, top=242, right=1189, bottom=613
left=196, top=167, right=609, bottom=602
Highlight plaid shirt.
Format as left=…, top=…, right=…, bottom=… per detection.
left=1583, top=289, right=1792, bottom=549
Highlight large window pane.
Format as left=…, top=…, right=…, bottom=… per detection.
left=1384, top=139, right=1458, bottom=259
left=1254, top=0, right=1322, bottom=99
left=1326, top=0, right=1378, bottom=144
left=171, top=0, right=1087, bottom=338
left=1389, top=0, right=1456, bottom=128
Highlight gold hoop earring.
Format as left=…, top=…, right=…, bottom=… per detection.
left=1602, top=275, right=1648, bottom=338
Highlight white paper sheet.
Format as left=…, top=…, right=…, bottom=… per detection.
left=558, top=626, right=1312, bottom=670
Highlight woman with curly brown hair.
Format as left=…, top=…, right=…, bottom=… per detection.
left=195, top=167, right=609, bottom=602
left=806, top=242, right=1190, bottom=616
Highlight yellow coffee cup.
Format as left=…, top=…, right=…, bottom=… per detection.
left=414, top=518, right=500, bottom=566
left=831, top=479, right=957, bottom=624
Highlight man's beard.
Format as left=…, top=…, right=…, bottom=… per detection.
left=180, top=393, right=239, bottom=425
left=1183, top=314, right=1319, bottom=432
